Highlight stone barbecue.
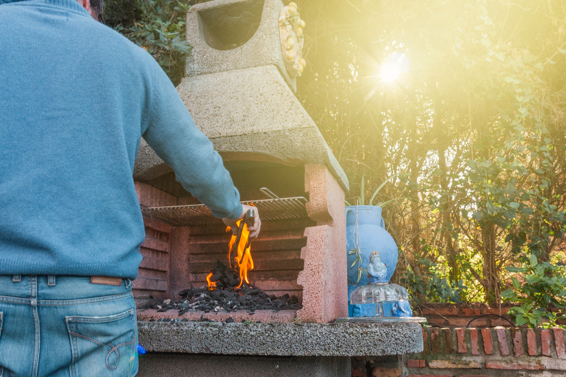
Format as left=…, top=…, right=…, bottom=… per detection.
left=132, top=0, right=423, bottom=375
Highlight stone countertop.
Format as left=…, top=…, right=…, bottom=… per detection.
left=137, top=320, right=424, bottom=357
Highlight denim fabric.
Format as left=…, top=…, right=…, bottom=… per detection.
left=0, top=276, right=138, bottom=377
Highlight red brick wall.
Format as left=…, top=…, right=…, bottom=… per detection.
left=415, top=304, right=565, bottom=327
left=352, top=327, right=566, bottom=376
left=133, top=182, right=175, bottom=305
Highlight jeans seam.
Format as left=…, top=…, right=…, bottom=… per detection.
left=66, top=309, right=134, bottom=323
left=66, top=318, right=77, bottom=377
left=0, top=312, right=3, bottom=377
left=0, top=291, right=132, bottom=306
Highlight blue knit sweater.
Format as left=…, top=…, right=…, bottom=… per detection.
left=0, top=0, right=242, bottom=278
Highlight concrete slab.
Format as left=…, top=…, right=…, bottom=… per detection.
left=134, top=66, right=349, bottom=191
left=137, top=309, right=298, bottom=323
left=137, top=321, right=424, bottom=356
left=138, top=354, right=351, bottom=377
left=185, top=0, right=296, bottom=89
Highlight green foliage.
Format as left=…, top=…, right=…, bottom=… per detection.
left=346, top=174, right=403, bottom=207
left=348, top=248, right=366, bottom=284
left=297, top=0, right=566, bottom=304
left=103, top=0, right=144, bottom=26
left=501, top=254, right=566, bottom=327
left=403, top=257, right=467, bottom=304
left=106, top=0, right=194, bottom=85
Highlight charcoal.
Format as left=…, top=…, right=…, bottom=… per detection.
left=210, top=271, right=225, bottom=282
left=149, top=260, right=302, bottom=316
left=224, top=269, right=234, bottom=280
left=216, top=259, right=228, bottom=271
left=226, top=317, right=234, bottom=323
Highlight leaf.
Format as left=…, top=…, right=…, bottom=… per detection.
left=506, top=266, right=522, bottom=273
left=481, top=38, right=492, bottom=48
left=356, top=268, right=363, bottom=284
left=348, top=249, right=358, bottom=255
left=350, top=255, right=360, bottom=268
left=530, top=254, right=538, bottom=268
left=495, top=52, right=505, bottom=62
left=369, top=173, right=400, bottom=206
left=472, top=211, right=484, bottom=221
left=522, top=207, right=534, bottom=215
left=509, top=202, right=520, bottom=209
left=501, top=289, right=516, bottom=299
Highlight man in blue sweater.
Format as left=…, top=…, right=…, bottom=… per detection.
left=0, top=0, right=260, bottom=375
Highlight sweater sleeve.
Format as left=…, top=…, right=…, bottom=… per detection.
left=141, top=59, right=243, bottom=220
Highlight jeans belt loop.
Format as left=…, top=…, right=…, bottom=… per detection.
left=12, top=275, right=21, bottom=283
left=48, top=275, right=56, bottom=287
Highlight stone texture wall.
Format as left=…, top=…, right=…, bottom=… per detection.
left=351, top=327, right=566, bottom=377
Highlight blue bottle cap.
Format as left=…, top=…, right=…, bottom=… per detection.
left=137, top=344, right=147, bottom=355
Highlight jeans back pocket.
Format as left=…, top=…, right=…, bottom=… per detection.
left=66, top=309, right=136, bottom=377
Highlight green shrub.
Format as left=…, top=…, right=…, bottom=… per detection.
left=105, top=0, right=194, bottom=85
left=502, top=254, right=566, bottom=327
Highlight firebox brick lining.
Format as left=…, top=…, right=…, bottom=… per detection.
left=137, top=321, right=423, bottom=356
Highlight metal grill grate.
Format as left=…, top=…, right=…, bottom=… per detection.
left=141, top=197, right=309, bottom=227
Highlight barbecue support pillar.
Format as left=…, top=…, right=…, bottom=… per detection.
left=168, top=227, right=191, bottom=299
left=297, top=164, right=348, bottom=322
left=137, top=354, right=351, bottom=377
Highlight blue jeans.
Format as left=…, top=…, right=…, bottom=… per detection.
left=0, top=276, right=138, bottom=377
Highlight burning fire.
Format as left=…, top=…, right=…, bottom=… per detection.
left=206, top=218, right=255, bottom=290
left=206, top=272, right=216, bottom=290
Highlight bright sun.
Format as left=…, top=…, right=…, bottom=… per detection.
left=379, top=62, right=401, bottom=83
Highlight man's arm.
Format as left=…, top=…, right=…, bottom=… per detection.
left=141, top=58, right=260, bottom=236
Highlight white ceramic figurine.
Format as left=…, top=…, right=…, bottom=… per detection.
left=367, top=251, right=388, bottom=284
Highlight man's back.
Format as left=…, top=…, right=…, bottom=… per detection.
left=0, top=1, right=252, bottom=374
left=0, top=0, right=243, bottom=279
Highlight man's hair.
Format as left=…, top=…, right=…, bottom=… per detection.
left=91, top=0, right=104, bottom=21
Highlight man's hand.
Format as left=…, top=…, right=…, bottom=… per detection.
left=222, top=204, right=261, bottom=239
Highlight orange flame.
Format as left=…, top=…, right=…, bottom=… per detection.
left=206, top=272, right=216, bottom=290
left=227, top=222, right=239, bottom=268
left=227, top=220, right=254, bottom=289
